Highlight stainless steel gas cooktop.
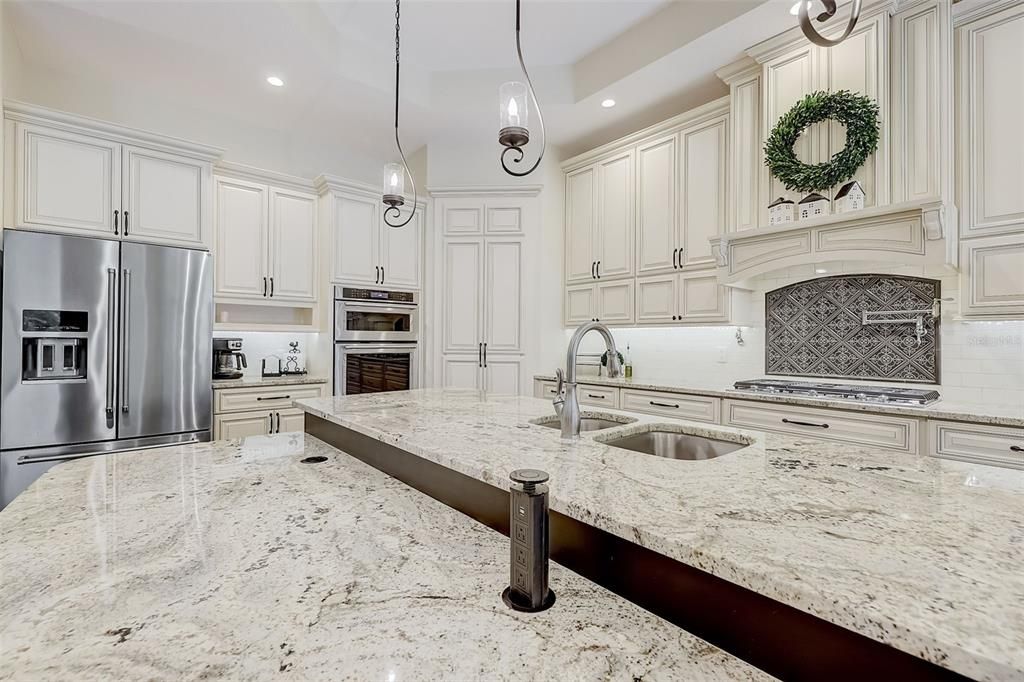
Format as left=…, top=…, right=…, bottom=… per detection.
left=733, top=379, right=940, bottom=407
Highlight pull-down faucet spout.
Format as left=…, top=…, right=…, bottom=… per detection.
left=552, top=321, right=620, bottom=439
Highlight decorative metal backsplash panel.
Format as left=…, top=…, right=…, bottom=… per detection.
left=765, top=275, right=940, bottom=383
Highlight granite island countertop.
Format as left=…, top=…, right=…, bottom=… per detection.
left=296, top=388, right=1024, bottom=681
left=0, top=433, right=767, bottom=681
left=534, top=374, right=1024, bottom=428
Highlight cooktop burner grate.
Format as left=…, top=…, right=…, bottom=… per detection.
left=733, top=379, right=940, bottom=407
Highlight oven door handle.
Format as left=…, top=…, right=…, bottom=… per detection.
left=339, top=303, right=417, bottom=314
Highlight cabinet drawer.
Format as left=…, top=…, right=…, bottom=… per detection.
left=927, top=420, right=1024, bottom=470
left=723, top=399, right=919, bottom=453
left=214, top=384, right=324, bottom=414
left=578, top=385, right=620, bottom=409
left=620, top=389, right=719, bottom=423
left=535, top=380, right=558, bottom=399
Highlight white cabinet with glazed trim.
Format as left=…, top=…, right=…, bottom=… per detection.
left=213, top=170, right=317, bottom=305
left=212, top=381, right=326, bottom=439
left=7, top=103, right=220, bottom=248
left=564, top=280, right=635, bottom=326
left=926, top=419, right=1024, bottom=470
left=318, top=175, right=423, bottom=290
left=635, top=272, right=730, bottom=324
left=434, top=192, right=536, bottom=395
left=564, top=151, right=635, bottom=284
left=959, top=235, right=1024, bottom=318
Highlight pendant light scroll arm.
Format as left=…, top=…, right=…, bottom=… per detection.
left=500, top=0, right=546, bottom=177
left=798, top=0, right=862, bottom=48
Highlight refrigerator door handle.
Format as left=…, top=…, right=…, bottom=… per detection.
left=105, top=268, right=117, bottom=417
left=120, top=268, right=132, bottom=413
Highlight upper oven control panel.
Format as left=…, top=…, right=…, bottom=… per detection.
left=336, top=287, right=417, bottom=304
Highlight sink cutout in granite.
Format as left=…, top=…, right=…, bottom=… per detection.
left=596, top=424, right=750, bottom=461
left=529, top=413, right=637, bottom=432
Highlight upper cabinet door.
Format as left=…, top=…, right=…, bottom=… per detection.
left=214, top=177, right=268, bottom=300
left=763, top=45, right=819, bottom=207
left=678, top=272, right=730, bottom=323
left=381, top=206, right=422, bottom=289
left=565, top=166, right=597, bottom=283
left=679, top=116, right=727, bottom=271
left=331, top=193, right=380, bottom=286
left=16, top=124, right=120, bottom=237
left=596, top=149, right=635, bottom=280
left=636, top=134, right=678, bottom=275
left=270, top=188, right=317, bottom=302
left=484, top=239, right=522, bottom=353
left=564, top=284, right=596, bottom=326
left=123, top=146, right=209, bottom=248
left=443, top=239, right=483, bottom=354
left=596, top=280, right=635, bottom=324
left=958, top=3, right=1024, bottom=236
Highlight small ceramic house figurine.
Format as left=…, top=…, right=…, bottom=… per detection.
left=798, top=192, right=830, bottom=220
left=834, top=180, right=865, bottom=214
left=767, top=197, right=796, bottom=226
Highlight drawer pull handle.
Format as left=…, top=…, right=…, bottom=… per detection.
left=586, top=393, right=605, bottom=399
left=650, top=401, right=679, bottom=409
left=1011, top=445, right=1024, bottom=453
left=257, top=395, right=291, bottom=401
left=782, top=418, right=829, bottom=429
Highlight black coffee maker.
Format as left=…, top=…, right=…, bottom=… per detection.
left=213, top=338, right=247, bottom=380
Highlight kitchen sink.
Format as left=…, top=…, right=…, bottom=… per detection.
left=531, top=413, right=636, bottom=432
left=599, top=427, right=747, bottom=461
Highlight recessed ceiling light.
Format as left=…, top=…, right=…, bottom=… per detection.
left=601, top=98, right=616, bottom=109
left=266, top=76, right=284, bottom=87
left=790, top=1, right=812, bottom=16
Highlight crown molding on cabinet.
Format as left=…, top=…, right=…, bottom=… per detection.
left=709, top=198, right=954, bottom=287
left=3, top=100, right=224, bottom=161
left=952, top=0, right=1020, bottom=26
left=427, top=185, right=543, bottom=198
left=715, top=57, right=760, bottom=85
left=214, top=161, right=315, bottom=194
left=560, top=96, right=729, bottom=173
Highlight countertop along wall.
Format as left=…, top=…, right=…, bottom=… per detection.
left=563, top=260, right=1024, bottom=412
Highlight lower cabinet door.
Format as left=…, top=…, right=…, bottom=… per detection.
left=484, top=358, right=522, bottom=395
left=441, top=355, right=482, bottom=389
left=276, top=409, right=307, bottom=434
left=214, top=410, right=272, bottom=440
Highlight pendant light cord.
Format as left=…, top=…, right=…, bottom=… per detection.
left=385, top=0, right=417, bottom=228
left=500, top=0, right=546, bottom=177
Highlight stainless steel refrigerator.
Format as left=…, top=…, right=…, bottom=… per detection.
left=0, top=230, right=213, bottom=508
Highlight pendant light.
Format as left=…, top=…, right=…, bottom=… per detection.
left=382, top=0, right=417, bottom=228
left=796, top=0, right=862, bottom=48
left=498, top=0, right=545, bottom=177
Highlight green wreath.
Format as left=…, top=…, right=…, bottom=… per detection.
left=764, top=90, right=879, bottom=193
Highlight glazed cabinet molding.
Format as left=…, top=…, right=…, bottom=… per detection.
left=6, top=103, right=221, bottom=248
left=534, top=380, right=620, bottom=409
left=214, top=174, right=318, bottom=305
left=213, top=382, right=326, bottom=440
left=621, top=389, right=720, bottom=423
left=636, top=272, right=730, bottom=325
left=564, top=280, right=634, bottom=326
left=564, top=150, right=636, bottom=284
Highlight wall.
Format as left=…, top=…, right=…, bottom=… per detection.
left=565, top=260, right=1024, bottom=411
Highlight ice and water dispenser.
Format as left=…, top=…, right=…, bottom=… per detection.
left=20, top=310, right=88, bottom=382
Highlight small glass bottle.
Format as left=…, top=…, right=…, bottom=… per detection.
left=624, top=344, right=633, bottom=379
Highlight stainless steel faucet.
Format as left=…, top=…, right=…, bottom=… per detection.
left=552, top=321, right=620, bottom=439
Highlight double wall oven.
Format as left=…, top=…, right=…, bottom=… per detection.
left=333, top=287, right=417, bottom=395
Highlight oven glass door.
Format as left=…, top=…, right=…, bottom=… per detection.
left=335, top=302, right=417, bottom=342
left=335, top=345, right=417, bottom=396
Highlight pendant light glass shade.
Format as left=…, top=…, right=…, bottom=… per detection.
left=382, top=162, right=405, bottom=208
left=499, top=81, right=530, bottom=135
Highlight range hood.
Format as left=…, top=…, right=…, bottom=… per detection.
left=709, top=198, right=957, bottom=288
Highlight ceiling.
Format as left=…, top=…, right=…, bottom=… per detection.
left=4, top=0, right=798, bottom=177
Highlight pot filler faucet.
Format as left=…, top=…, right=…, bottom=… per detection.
left=552, top=321, right=621, bottom=439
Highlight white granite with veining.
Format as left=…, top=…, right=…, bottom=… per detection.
left=0, top=433, right=767, bottom=681
left=297, top=388, right=1024, bottom=681
left=535, top=374, right=1024, bottom=428
left=212, top=375, right=328, bottom=390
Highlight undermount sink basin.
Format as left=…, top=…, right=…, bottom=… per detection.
left=531, top=413, right=636, bottom=432
left=600, top=427, right=747, bottom=461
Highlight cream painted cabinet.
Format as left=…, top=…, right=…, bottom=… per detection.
left=214, top=175, right=317, bottom=304
left=122, top=146, right=210, bottom=247
left=565, top=284, right=596, bottom=326
left=960, top=235, right=1024, bottom=318
left=635, top=272, right=730, bottom=324
left=327, top=188, right=421, bottom=289
left=565, top=166, right=597, bottom=283
left=957, top=2, right=1024, bottom=238
left=564, top=281, right=634, bottom=325
left=437, top=195, right=528, bottom=394
left=679, top=115, right=728, bottom=270
left=215, top=411, right=274, bottom=440
left=12, top=119, right=214, bottom=248
left=636, top=134, right=679, bottom=275
left=212, top=381, right=325, bottom=439
left=595, top=149, right=635, bottom=280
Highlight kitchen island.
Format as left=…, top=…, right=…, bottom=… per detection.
left=296, top=389, right=1024, bottom=681
left=0, top=433, right=765, bottom=680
